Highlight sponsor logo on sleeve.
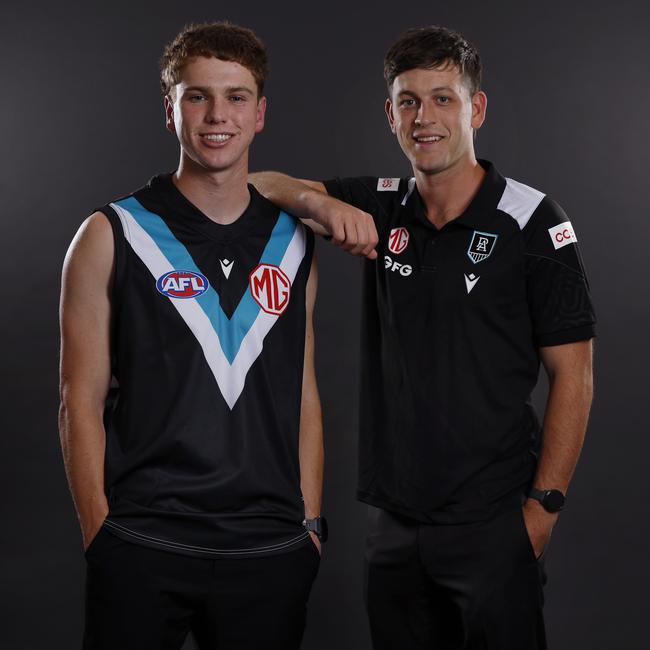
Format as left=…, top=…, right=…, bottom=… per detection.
left=249, top=264, right=291, bottom=315
left=388, top=227, right=410, bottom=255
left=377, top=178, right=400, bottom=191
left=467, top=231, right=498, bottom=264
left=156, top=270, right=209, bottom=299
left=548, top=221, right=578, bottom=250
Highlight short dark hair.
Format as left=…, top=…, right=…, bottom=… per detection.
left=160, top=21, right=268, bottom=97
left=384, top=26, right=481, bottom=96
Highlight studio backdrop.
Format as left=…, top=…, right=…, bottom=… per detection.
left=1, top=1, right=648, bottom=648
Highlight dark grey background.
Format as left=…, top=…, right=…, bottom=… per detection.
left=1, top=0, right=648, bottom=648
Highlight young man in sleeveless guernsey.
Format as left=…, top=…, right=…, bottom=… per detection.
left=250, top=27, right=595, bottom=650
left=59, top=23, right=324, bottom=650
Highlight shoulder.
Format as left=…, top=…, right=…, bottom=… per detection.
left=324, top=175, right=413, bottom=226
left=70, top=211, right=114, bottom=253
left=496, top=176, right=546, bottom=230
left=327, top=175, right=413, bottom=197
left=496, top=175, right=575, bottom=231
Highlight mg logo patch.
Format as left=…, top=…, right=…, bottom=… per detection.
left=467, top=231, right=498, bottom=264
left=249, top=264, right=291, bottom=315
left=388, top=227, right=410, bottom=255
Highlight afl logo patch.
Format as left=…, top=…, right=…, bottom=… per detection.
left=156, top=270, right=209, bottom=299
left=388, top=227, right=410, bottom=255
left=249, top=264, right=291, bottom=316
left=467, top=231, right=498, bottom=264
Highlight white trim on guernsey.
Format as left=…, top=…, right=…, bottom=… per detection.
left=401, top=178, right=417, bottom=206
left=103, top=519, right=310, bottom=556
left=497, top=177, right=546, bottom=230
left=110, top=202, right=306, bottom=410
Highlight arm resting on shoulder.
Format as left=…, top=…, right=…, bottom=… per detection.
left=250, top=171, right=378, bottom=259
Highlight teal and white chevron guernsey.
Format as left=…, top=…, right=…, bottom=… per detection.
left=97, top=173, right=315, bottom=558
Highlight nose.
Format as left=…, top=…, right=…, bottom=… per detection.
left=205, top=97, right=227, bottom=124
left=414, top=101, right=435, bottom=127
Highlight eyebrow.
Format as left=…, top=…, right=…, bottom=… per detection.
left=397, top=86, right=456, bottom=97
left=225, top=86, right=254, bottom=95
left=182, top=85, right=254, bottom=95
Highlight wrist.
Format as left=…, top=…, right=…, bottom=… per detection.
left=301, top=189, right=329, bottom=224
left=528, top=487, right=566, bottom=513
left=303, top=515, right=328, bottom=542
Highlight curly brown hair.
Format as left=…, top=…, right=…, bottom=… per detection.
left=160, top=22, right=268, bottom=98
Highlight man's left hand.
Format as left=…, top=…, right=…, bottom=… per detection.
left=308, top=531, right=321, bottom=555
left=522, top=499, right=558, bottom=559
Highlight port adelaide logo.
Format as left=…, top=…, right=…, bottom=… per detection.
left=388, top=227, right=410, bottom=255
left=249, top=263, right=291, bottom=315
left=157, top=270, right=209, bottom=299
left=467, top=231, right=498, bottom=264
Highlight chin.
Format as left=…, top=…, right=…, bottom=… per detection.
left=414, top=161, right=447, bottom=176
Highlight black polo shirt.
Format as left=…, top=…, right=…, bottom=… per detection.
left=324, top=160, right=596, bottom=524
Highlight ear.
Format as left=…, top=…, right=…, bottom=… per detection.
left=255, top=95, right=267, bottom=134
left=385, top=98, right=396, bottom=134
left=164, top=94, right=175, bottom=134
left=470, top=90, right=487, bottom=130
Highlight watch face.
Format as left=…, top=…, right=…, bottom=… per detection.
left=319, top=517, right=329, bottom=543
left=543, top=490, right=565, bottom=513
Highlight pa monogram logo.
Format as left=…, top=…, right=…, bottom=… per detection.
left=467, top=231, right=498, bottom=264
left=249, top=264, right=291, bottom=315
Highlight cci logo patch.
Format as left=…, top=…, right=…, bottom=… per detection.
left=156, top=270, right=209, bottom=299
left=467, top=231, right=498, bottom=264
left=388, top=227, right=410, bottom=255
left=548, top=221, right=577, bottom=250
left=249, top=264, right=291, bottom=315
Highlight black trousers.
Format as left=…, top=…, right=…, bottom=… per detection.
left=83, top=527, right=320, bottom=650
left=365, top=506, right=547, bottom=650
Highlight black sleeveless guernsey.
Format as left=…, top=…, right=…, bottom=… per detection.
left=98, top=174, right=314, bottom=558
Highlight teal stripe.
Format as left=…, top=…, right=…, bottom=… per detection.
left=116, top=196, right=298, bottom=363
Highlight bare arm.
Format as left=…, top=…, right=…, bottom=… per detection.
left=299, top=255, right=324, bottom=552
left=250, top=171, right=378, bottom=259
left=59, top=212, right=114, bottom=550
left=523, top=339, right=594, bottom=557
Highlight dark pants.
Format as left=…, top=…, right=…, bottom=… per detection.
left=83, top=527, right=320, bottom=650
left=365, top=507, right=547, bottom=650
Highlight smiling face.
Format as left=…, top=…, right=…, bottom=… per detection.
left=385, top=62, right=487, bottom=177
left=164, top=56, right=266, bottom=177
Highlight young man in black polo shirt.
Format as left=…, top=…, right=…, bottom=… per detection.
left=251, top=26, right=595, bottom=650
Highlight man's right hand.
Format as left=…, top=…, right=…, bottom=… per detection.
left=83, top=507, right=109, bottom=551
left=303, top=189, right=379, bottom=259
left=249, top=172, right=379, bottom=259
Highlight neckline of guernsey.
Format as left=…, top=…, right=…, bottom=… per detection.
left=150, top=172, right=270, bottom=242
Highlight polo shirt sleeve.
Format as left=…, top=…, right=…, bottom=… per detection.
left=322, top=177, right=393, bottom=230
left=523, top=197, right=596, bottom=347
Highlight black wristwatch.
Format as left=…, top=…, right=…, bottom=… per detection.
left=528, top=488, right=566, bottom=513
left=303, top=516, right=328, bottom=542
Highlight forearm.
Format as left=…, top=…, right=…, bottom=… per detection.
left=251, top=172, right=378, bottom=257
left=299, top=389, right=324, bottom=519
left=532, top=366, right=593, bottom=493
left=59, top=394, right=109, bottom=542
left=250, top=172, right=325, bottom=221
